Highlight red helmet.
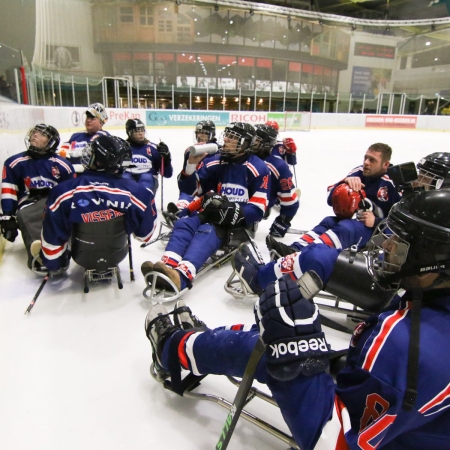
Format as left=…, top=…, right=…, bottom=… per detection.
left=265, top=121, right=279, bottom=132
left=332, top=184, right=366, bottom=219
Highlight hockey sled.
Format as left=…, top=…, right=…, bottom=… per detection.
left=149, top=362, right=300, bottom=449
left=143, top=227, right=256, bottom=303
left=148, top=348, right=347, bottom=449
left=71, top=216, right=131, bottom=293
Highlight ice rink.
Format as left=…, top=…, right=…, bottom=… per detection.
left=1, top=127, right=450, bottom=449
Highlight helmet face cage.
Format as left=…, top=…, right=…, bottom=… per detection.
left=219, top=122, right=255, bottom=157
left=367, top=220, right=410, bottom=290
left=126, top=119, right=146, bottom=142
left=25, top=124, right=60, bottom=156
left=415, top=166, right=444, bottom=190
left=251, top=124, right=277, bottom=158
left=194, top=121, right=216, bottom=143
left=86, top=103, right=108, bottom=124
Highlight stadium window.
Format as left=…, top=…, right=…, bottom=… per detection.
left=120, top=7, right=134, bottom=24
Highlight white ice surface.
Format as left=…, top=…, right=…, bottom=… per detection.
left=1, top=128, right=449, bottom=450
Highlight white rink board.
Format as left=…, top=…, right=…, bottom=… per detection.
left=1, top=127, right=450, bottom=450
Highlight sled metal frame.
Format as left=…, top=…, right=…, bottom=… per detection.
left=149, top=362, right=300, bottom=449
left=83, top=266, right=123, bottom=294
left=143, top=245, right=238, bottom=303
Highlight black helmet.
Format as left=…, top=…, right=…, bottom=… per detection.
left=195, top=120, right=216, bottom=143
left=25, top=124, right=60, bottom=158
left=125, top=118, right=146, bottom=144
left=81, top=135, right=131, bottom=173
left=416, top=152, right=450, bottom=190
left=251, top=124, right=278, bottom=159
left=367, top=189, right=450, bottom=290
left=219, top=122, right=255, bottom=158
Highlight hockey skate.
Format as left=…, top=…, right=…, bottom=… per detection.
left=145, top=304, right=179, bottom=380
left=265, top=235, right=298, bottom=260
left=172, top=300, right=208, bottom=330
left=142, top=228, right=252, bottom=303
left=224, top=243, right=263, bottom=300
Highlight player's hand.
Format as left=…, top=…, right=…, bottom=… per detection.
left=199, top=195, right=245, bottom=228
left=0, top=215, right=18, bottom=242
left=254, top=273, right=331, bottom=380
left=344, top=177, right=364, bottom=191
left=283, top=138, right=297, bottom=154
left=357, top=211, right=376, bottom=228
left=157, top=142, right=171, bottom=161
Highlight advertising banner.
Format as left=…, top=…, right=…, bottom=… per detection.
left=145, top=110, right=229, bottom=127
left=365, top=115, right=417, bottom=128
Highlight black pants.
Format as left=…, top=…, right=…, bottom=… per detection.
left=17, top=197, right=47, bottom=268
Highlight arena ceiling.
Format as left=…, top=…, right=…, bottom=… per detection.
left=252, top=0, right=450, bottom=21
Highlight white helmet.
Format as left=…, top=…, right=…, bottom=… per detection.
left=86, top=103, right=108, bottom=124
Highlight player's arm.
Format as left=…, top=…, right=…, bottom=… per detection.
left=270, top=164, right=299, bottom=237
left=132, top=193, right=158, bottom=243
left=243, top=162, right=270, bottom=224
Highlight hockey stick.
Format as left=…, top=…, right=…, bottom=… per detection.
left=128, top=235, right=135, bottom=282
left=243, top=228, right=265, bottom=265
left=24, top=273, right=49, bottom=315
left=216, top=337, right=266, bottom=450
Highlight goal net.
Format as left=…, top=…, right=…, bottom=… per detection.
left=282, top=111, right=311, bottom=132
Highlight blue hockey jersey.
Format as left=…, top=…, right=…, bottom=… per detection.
left=125, top=141, right=173, bottom=179
left=40, top=171, right=157, bottom=271
left=178, top=153, right=270, bottom=225
left=1, top=151, right=76, bottom=214
left=66, top=130, right=111, bottom=164
left=265, top=153, right=299, bottom=218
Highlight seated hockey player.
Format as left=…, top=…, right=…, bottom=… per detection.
left=32, top=135, right=157, bottom=274
left=173, top=120, right=219, bottom=212
left=140, top=122, right=269, bottom=293
left=231, top=152, right=450, bottom=296
left=252, top=123, right=299, bottom=237
left=144, top=188, right=450, bottom=450
left=265, top=120, right=297, bottom=167
left=122, top=118, right=172, bottom=195
left=60, top=103, right=110, bottom=165
left=0, top=124, right=75, bottom=270
left=269, top=142, right=400, bottom=257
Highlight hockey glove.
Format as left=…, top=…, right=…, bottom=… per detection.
left=269, top=215, right=292, bottom=237
left=0, top=215, right=19, bottom=242
left=199, top=195, right=246, bottom=228
left=157, top=142, right=171, bottom=161
left=283, top=137, right=297, bottom=154
left=254, top=273, right=331, bottom=381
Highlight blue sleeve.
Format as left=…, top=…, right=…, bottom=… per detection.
left=242, top=161, right=270, bottom=225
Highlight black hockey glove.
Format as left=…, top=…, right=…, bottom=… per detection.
left=199, top=194, right=246, bottom=228
left=269, top=215, right=292, bottom=237
left=157, top=142, right=171, bottom=161
left=0, top=215, right=19, bottom=242
left=254, top=273, right=331, bottom=381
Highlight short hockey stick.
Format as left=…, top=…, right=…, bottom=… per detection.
left=215, top=337, right=266, bottom=450
left=128, top=235, right=135, bottom=282
left=24, top=273, right=49, bottom=315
